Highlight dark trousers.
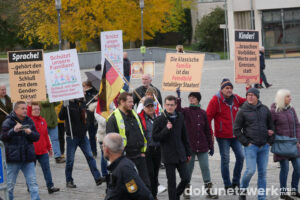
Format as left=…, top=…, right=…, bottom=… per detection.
left=260, top=69, right=270, bottom=87
left=146, top=146, right=161, bottom=198
left=88, top=124, right=98, bottom=156
left=165, top=162, right=190, bottom=200
left=58, top=123, right=65, bottom=155
left=129, top=156, right=151, bottom=190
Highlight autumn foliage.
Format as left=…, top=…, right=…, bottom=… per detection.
left=19, top=0, right=187, bottom=50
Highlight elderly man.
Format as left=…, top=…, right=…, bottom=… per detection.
left=1, top=101, right=40, bottom=200
left=133, top=74, right=162, bottom=107
left=104, top=133, right=153, bottom=200
left=0, top=85, right=13, bottom=130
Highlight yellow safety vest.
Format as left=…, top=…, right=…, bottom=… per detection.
left=108, top=109, right=147, bottom=153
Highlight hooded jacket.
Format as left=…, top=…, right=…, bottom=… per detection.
left=270, top=103, right=300, bottom=161
left=27, top=106, right=52, bottom=155
left=206, top=92, right=246, bottom=138
left=234, top=101, right=274, bottom=147
left=0, top=111, right=40, bottom=162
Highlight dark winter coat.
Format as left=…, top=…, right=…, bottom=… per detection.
left=152, top=111, right=191, bottom=164
left=133, top=85, right=162, bottom=107
left=260, top=51, right=265, bottom=70
left=176, top=98, right=213, bottom=153
left=0, top=111, right=40, bottom=163
left=59, top=100, right=87, bottom=138
left=123, top=58, right=131, bottom=77
left=0, top=95, right=13, bottom=130
left=206, top=92, right=246, bottom=138
left=234, top=101, right=274, bottom=147
left=84, top=87, right=98, bottom=128
left=270, top=103, right=300, bottom=162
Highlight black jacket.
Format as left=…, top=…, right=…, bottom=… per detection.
left=123, top=58, right=131, bottom=77
left=152, top=111, right=191, bottom=164
left=133, top=85, right=163, bottom=107
left=105, top=156, right=153, bottom=200
left=259, top=51, right=265, bottom=70
left=84, top=87, right=98, bottom=128
left=106, top=110, right=145, bottom=158
left=0, top=112, right=40, bottom=163
left=234, top=101, right=274, bottom=147
left=59, top=100, right=87, bottom=138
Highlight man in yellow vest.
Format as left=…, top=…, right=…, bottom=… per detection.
left=106, top=92, right=150, bottom=189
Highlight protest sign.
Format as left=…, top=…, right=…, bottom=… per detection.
left=234, top=30, right=260, bottom=83
left=7, top=50, right=46, bottom=102
left=101, top=30, right=123, bottom=75
left=43, top=49, right=84, bottom=102
left=131, top=61, right=155, bottom=79
left=162, top=53, right=205, bottom=92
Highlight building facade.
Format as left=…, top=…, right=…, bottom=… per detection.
left=227, top=0, right=300, bottom=59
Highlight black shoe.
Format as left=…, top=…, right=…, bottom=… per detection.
left=291, top=191, right=300, bottom=198
left=280, top=194, right=294, bottom=200
left=239, top=194, right=246, bottom=200
left=225, top=186, right=235, bottom=195
left=66, top=181, right=77, bottom=188
left=55, top=157, right=66, bottom=164
left=48, top=186, right=60, bottom=194
left=266, top=84, right=272, bottom=88
left=95, top=176, right=106, bottom=186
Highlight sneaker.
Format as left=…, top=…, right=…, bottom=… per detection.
left=95, top=176, right=106, bottom=186
left=157, top=185, right=167, bottom=194
left=66, top=181, right=77, bottom=188
left=48, top=186, right=60, bottom=194
left=266, top=84, right=272, bottom=88
left=55, top=157, right=66, bottom=164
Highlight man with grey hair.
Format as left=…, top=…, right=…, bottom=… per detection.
left=0, top=85, right=12, bottom=130
left=103, top=133, right=154, bottom=200
left=133, top=74, right=162, bottom=107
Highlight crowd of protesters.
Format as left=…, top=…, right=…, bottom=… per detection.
left=0, top=49, right=299, bottom=200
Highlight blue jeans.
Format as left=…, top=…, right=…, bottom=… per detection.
left=99, top=142, right=108, bottom=176
left=241, top=144, right=269, bottom=200
left=65, top=136, right=101, bottom=182
left=216, top=138, right=244, bottom=187
left=48, top=126, right=61, bottom=158
left=88, top=124, right=98, bottom=156
left=122, top=75, right=130, bottom=92
left=279, top=158, right=300, bottom=193
left=7, top=162, right=40, bottom=200
left=36, top=153, right=54, bottom=189
left=188, top=152, right=211, bottom=183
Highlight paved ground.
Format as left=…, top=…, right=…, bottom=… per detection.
left=0, top=58, right=300, bottom=199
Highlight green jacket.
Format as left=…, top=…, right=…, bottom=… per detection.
left=40, top=99, right=60, bottom=129
left=0, top=95, right=13, bottom=130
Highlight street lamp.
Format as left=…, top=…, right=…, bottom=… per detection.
left=55, top=0, right=62, bottom=50
left=139, top=0, right=146, bottom=64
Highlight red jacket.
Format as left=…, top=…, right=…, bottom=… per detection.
left=206, top=92, right=246, bottom=138
left=27, top=106, right=52, bottom=155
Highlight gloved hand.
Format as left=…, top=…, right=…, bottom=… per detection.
left=209, top=149, right=214, bottom=156
left=176, top=87, right=181, bottom=98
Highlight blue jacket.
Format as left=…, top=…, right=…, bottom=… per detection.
left=0, top=112, right=40, bottom=163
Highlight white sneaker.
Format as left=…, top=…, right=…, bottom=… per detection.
left=157, top=185, right=167, bottom=194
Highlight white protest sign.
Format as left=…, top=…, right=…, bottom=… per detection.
left=101, top=30, right=123, bottom=75
left=43, top=49, right=84, bottom=102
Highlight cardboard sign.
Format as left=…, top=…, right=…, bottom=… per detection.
left=162, top=53, right=205, bottom=92
left=131, top=61, right=155, bottom=79
left=101, top=30, right=123, bottom=75
left=43, top=49, right=84, bottom=102
left=7, top=50, right=46, bottom=102
left=234, top=30, right=260, bottom=83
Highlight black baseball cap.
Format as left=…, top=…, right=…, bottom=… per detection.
left=144, top=98, right=154, bottom=107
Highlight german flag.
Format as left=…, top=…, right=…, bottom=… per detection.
left=96, top=59, right=124, bottom=118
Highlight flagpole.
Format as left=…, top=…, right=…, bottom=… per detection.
left=0, top=107, right=9, bottom=116
left=105, top=57, right=142, bottom=100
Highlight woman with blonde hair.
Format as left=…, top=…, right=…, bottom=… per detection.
left=271, top=89, right=300, bottom=200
